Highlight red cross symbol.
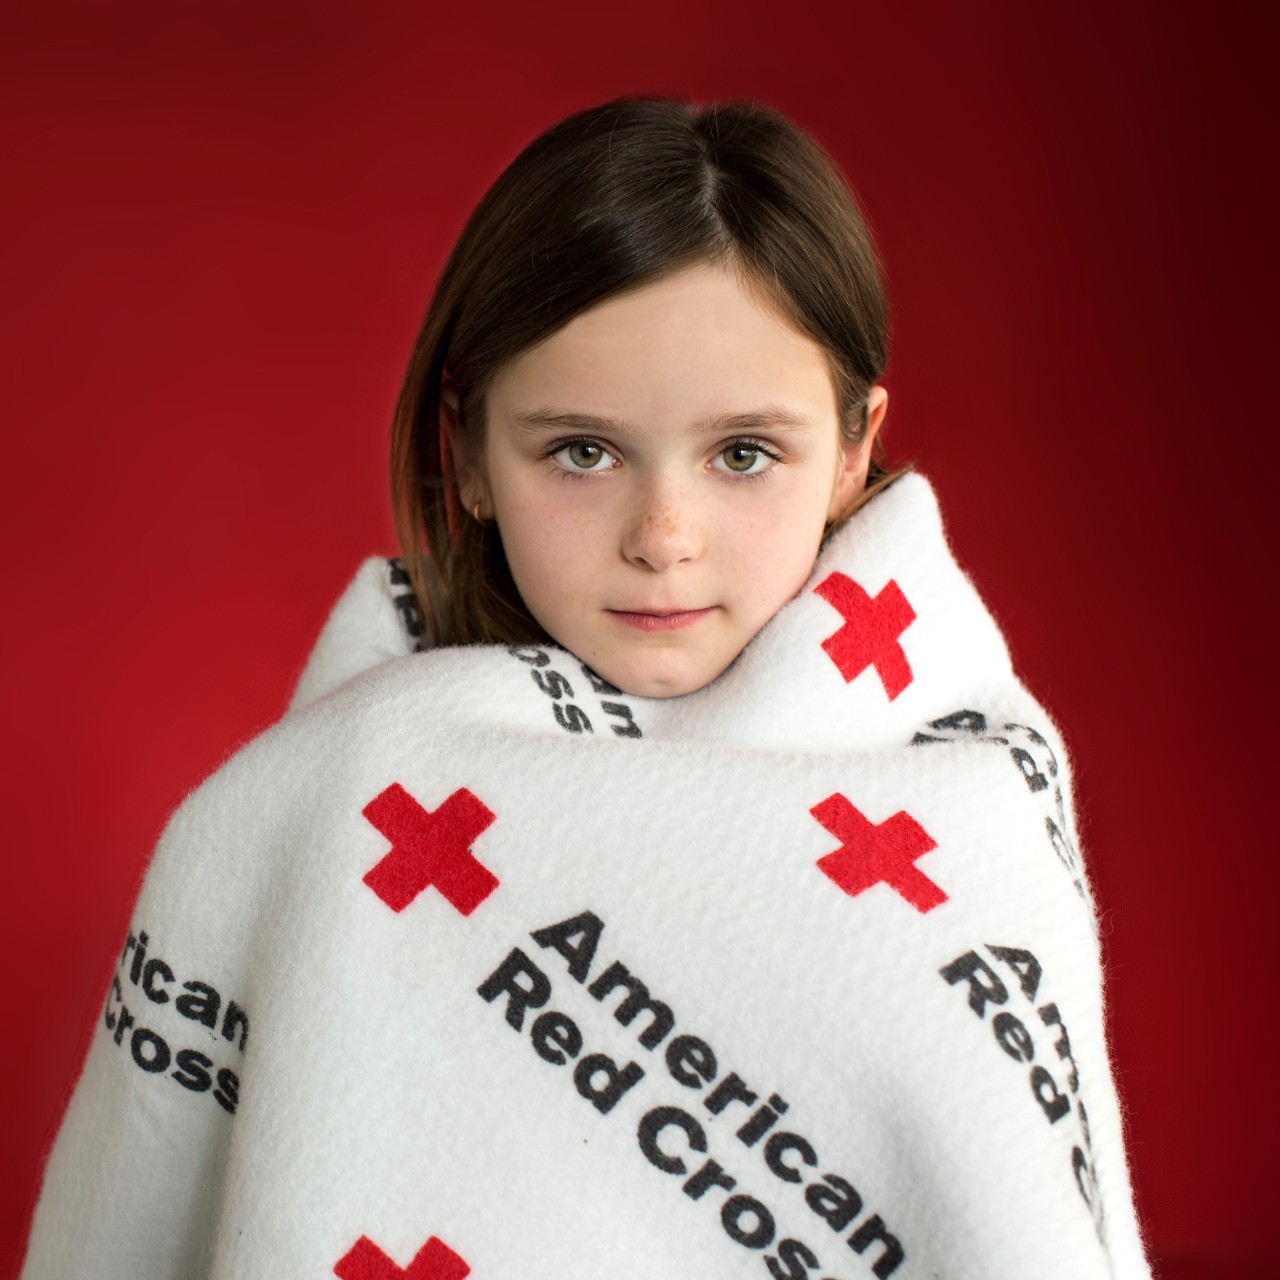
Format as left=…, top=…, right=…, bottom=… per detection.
left=810, top=793, right=946, bottom=912
left=813, top=572, right=916, bottom=698
left=362, top=783, right=498, bottom=915
left=335, top=1235, right=470, bottom=1280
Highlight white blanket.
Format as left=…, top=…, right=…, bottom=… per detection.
left=20, top=473, right=1151, bottom=1279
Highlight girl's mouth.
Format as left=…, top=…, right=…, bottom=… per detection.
left=606, top=608, right=715, bottom=632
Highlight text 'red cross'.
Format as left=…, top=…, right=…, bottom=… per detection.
left=813, top=572, right=916, bottom=699
left=335, top=1235, right=470, bottom=1280
left=810, top=793, right=946, bottom=912
left=362, top=783, right=498, bottom=915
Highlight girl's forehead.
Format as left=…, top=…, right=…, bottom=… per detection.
left=486, top=262, right=837, bottom=424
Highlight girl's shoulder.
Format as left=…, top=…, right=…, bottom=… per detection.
left=287, top=557, right=428, bottom=713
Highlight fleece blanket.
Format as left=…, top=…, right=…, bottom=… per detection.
left=21, top=473, right=1150, bottom=1280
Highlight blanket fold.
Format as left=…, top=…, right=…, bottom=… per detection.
left=21, top=473, right=1150, bottom=1280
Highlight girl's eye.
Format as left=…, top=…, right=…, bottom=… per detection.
left=552, top=439, right=616, bottom=472
left=714, top=441, right=777, bottom=475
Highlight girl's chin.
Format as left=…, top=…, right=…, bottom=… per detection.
left=587, top=651, right=742, bottom=700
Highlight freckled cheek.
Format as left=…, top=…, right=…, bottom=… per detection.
left=519, top=500, right=603, bottom=554
left=725, top=493, right=823, bottom=555
left=500, top=499, right=605, bottom=603
left=724, top=515, right=823, bottom=613
left=495, top=477, right=583, bottom=538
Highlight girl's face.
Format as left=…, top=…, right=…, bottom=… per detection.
left=458, top=262, right=885, bottom=698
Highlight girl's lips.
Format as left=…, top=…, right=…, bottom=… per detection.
left=606, top=608, right=715, bottom=632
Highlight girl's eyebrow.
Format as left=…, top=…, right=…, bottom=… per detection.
left=508, top=406, right=814, bottom=434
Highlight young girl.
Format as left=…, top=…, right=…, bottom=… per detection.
left=20, top=97, right=1151, bottom=1279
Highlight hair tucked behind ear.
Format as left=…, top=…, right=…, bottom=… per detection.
left=390, top=95, right=911, bottom=647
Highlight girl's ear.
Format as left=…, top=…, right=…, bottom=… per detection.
left=827, top=384, right=889, bottom=523
left=440, top=378, right=493, bottom=520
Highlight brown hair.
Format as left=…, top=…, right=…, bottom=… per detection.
left=390, top=95, right=911, bottom=647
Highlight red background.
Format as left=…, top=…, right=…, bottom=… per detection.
left=2, top=3, right=1273, bottom=1276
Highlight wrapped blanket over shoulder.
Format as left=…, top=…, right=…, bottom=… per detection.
left=20, top=474, right=1152, bottom=1280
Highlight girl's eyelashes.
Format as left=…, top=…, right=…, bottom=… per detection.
left=541, top=434, right=783, bottom=479
left=545, top=437, right=619, bottom=475
left=711, top=437, right=782, bottom=479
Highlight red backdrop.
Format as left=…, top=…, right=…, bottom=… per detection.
left=2, top=3, right=1273, bottom=1276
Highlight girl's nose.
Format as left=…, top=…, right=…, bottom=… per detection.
left=621, top=484, right=702, bottom=573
